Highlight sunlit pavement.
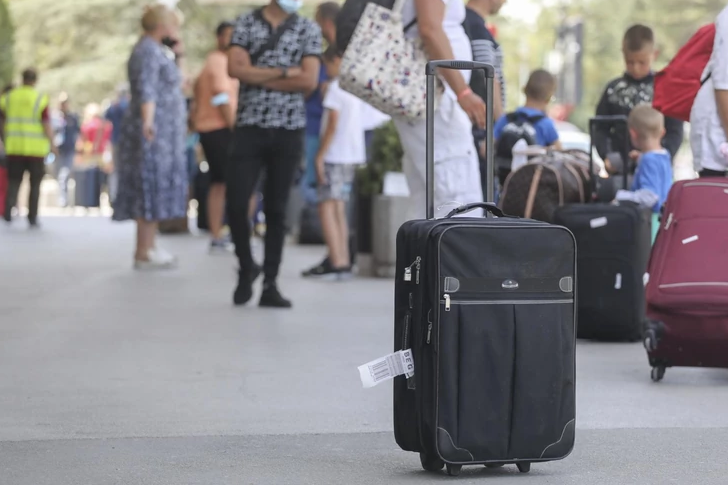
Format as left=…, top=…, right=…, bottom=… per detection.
left=1, top=215, right=727, bottom=484
left=2, top=153, right=725, bottom=484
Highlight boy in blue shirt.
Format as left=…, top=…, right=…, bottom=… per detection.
left=493, top=69, right=561, bottom=188
left=611, top=104, right=672, bottom=242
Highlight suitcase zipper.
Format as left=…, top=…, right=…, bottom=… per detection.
left=684, top=181, right=728, bottom=188
left=664, top=212, right=674, bottom=230
left=441, top=295, right=574, bottom=306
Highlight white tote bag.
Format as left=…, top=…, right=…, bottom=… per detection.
left=338, top=0, right=440, bottom=122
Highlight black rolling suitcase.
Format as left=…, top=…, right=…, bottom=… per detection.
left=553, top=116, right=651, bottom=342
left=73, top=166, right=101, bottom=208
left=393, top=61, right=577, bottom=476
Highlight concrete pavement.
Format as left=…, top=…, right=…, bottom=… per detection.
left=1, top=216, right=728, bottom=484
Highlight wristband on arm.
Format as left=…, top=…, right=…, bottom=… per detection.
left=211, top=93, right=230, bottom=107
left=457, top=87, right=473, bottom=102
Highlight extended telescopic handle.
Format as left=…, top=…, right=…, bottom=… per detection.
left=425, top=60, right=496, bottom=219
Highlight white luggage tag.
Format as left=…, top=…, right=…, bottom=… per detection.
left=358, top=349, right=414, bottom=388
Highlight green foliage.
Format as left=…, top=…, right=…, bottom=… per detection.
left=357, top=121, right=403, bottom=197
left=0, top=0, right=14, bottom=88
left=6, top=0, right=258, bottom=108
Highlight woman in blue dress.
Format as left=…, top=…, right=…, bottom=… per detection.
left=113, top=4, right=188, bottom=270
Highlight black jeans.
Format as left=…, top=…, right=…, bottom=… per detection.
left=699, top=168, right=727, bottom=178
left=227, top=126, right=304, bottom=282
left=5, top=157, right=45, bottom=222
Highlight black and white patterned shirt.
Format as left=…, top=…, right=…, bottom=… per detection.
left=231, top=10, right=322, bottom=130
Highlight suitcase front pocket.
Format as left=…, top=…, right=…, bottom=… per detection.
left=436, top=298, right=575, bottom=463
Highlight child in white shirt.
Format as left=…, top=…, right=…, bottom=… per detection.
left=314, top=46, right=367, bottom=279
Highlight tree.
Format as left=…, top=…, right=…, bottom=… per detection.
left=0, top=0, right=14, bottom=89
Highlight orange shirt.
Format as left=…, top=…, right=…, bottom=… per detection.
left=194, top=50, right=239, bottom=133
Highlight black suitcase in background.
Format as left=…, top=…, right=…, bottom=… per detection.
left=393, top=61, right=577, bottom=477
left=553, top=116, right=652, bottom=341
left=73, top=166, right=101, bottom=208
left=194, top=169, right=210, bottom=230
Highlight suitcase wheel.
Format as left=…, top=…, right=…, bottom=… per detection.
left=643, top=329, right=658, bottom=352
left=516, top=462, right=531, bottom=473
left=419, top=452, right=444, bottom=472
left=651, top=366, right=666, bottom=382
left=446, top=464, right=462, bottom=477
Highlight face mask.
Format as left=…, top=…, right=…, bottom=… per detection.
left=276, top=0, right=303, bottom=14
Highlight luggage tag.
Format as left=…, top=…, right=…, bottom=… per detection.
left=358, top=349, right=414, bottom=389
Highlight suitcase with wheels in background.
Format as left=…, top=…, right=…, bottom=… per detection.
left=643, top=178, right=728, bottom=382
left=553, top=116, right=652, bottom=342
left=393, top=60, right=577, bottom=477
left=73, top=166, right=101, bottom=208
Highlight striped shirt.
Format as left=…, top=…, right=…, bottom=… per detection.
left=463, top=8, right=506, bottom=108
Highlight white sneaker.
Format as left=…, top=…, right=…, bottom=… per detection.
left=134, top=248, right=178, bottom=271
left=209, top=237, right=234, bottom=255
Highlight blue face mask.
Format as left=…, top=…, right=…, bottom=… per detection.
left=276, top=0, right=303, bottom=14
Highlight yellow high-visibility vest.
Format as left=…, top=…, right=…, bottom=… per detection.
left=0, top=86, right=50, bottom=158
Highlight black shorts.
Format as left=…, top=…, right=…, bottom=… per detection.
left=199, top=128, right=232, bottom=184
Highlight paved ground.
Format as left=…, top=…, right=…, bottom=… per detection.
left=2, top=216, right=728, bottom=484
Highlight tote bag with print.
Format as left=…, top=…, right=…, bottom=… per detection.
left=338, top=0, right=440, bottom=122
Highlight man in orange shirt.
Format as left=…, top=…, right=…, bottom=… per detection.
left=194, top=21, right=239, bottom=253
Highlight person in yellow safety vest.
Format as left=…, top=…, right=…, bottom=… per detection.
left=0, top=68, right=57, bottom=227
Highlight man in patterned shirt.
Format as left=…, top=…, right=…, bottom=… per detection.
left=594, top=25, right=683, bottom=172
left=227, top=0, right=322, bottom=308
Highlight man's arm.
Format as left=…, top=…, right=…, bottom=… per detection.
left=207, top=59, right=236, bottom=128
left=227, top=45, right=287, bottom=85
left=470, top=38, right=504, bottom=120
left=262, top=56, right=320, bottom=93
left=41, top=107, right=57, bottom=155
left=662, top=115, right=684, bottom=158
left=417, top=0, right=468, bottom=98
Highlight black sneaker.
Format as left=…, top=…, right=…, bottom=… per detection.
left=336, top=267, right=354, bottom=281
left=259, top=282, right=292, bottom=308
left=301, top=257, right=335, bottom=278
left=233, top=263, right=262, bottom=306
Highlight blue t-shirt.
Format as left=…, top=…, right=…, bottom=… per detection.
left=105, top=100, right=128, bottom=145
left=632, top=149, right=673, bottom=213
left=493, top=107, right=559, bottom=147
left=305, top=64, right=328, bottom=137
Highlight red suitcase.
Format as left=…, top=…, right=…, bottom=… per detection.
left=644, top=179, right=728, bottom=382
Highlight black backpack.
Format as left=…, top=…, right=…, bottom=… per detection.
left=495, top=112, right=545, bottom=168
left=335, top=0, right=416, bottom=54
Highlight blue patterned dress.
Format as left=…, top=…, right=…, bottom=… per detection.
left=112, top=36, right=188, bottom=222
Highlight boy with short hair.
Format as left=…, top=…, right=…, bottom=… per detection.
left=313, top=46, right=367, bottom=279
left=612, top=104, right=673, bottom=242
left=493, top=69, right=561, bottom=187
left=595, top=24, right=683, bottom=171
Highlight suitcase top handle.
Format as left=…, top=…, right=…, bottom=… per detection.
left=425, top=60, right=495, bottom=78
left=445, top=202, right=515, bottom=219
